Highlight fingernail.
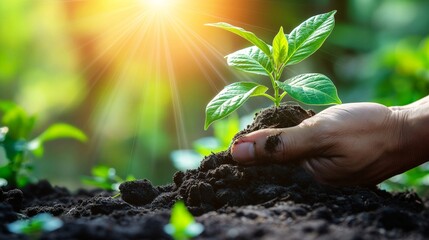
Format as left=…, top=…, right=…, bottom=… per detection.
left=231, top=141, right=255, bottom=163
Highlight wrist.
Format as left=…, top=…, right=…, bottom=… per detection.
left=393, top=103, right=429, bottom=169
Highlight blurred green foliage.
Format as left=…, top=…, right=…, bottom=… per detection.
left=81, top=165, right=135, bottom=191
left=0, top=0, right=84, bottom=115
left=374, top=37, right=429, bottom=105
left=0, top=101, right=86, bottom=187
left=164, top=201, right=204, bottom=240
left=7, top=213, right=63, bottom=237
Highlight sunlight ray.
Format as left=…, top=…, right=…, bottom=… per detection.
left=78, top=12, right=150, bottom=89
left=160, top=21, right=189, bottom=150
left=88, top=12, right=153, bottom=165
left=167, top=20, right=224, bottom=91
left=62, top=7, right=154, bottom=116
left=168, top=15, right=252, bottom=87
left=171, top=16, right=255, bottom=85
left=124, top=20, right=164, bottom=176
left=133, top=14, right=165, bottom=175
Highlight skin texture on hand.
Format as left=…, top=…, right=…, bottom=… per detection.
left=231, top=100, right=429, bottom=186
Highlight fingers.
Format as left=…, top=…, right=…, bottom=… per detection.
left=231, top=125, right=321, bottom=164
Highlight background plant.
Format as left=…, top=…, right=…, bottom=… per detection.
left=164, top=201, right=204, bottom=240
left=0, top=101, right=86, bottom=187
left=7, top=213, right=63, bottom=239
left=81, top=165, right=135, bottom=191
left=205, top=11, right=341, bottom=129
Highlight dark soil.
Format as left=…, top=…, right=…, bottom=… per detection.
left=2, top=104, right=429, bottom=240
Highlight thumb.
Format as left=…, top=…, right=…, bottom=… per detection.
left=231, top=125, right=320, bottom=164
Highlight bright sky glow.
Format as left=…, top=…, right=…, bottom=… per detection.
left=141, top=0, right=176, bottom=13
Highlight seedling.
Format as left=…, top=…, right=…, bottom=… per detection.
left=0, top=101, right=87, bottom=187
left=7, top=213, right=63, bottom=239
left=205, top=11, right=341, bottom=129
left=81, top=165, right=135, bottom=191
left=164, top=201, right=204, bottom=240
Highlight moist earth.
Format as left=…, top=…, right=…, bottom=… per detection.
left=1, top=104, right=429, bottom=240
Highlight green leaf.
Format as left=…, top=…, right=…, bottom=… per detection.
left=35, top=123, right=87, bottom=143
left=277, top=73, right=341, bottom=105
left=0, top=102, right=36, bottom=140
left=92, top=165, right=116, bottom=179
left=81, top=177, right=114, bottom=190
left=205, top=82, right=268, bottom=129
left=28, top=124, right=86, bottom=157
left=226, top=46, right=273, bottom=76
left=164, top=201, right=204, bottom=240
left=286, top=10, right=336, bottom=65
left=125, top=175, right=136, bottom=181
left=1, top=106, right=35, bottom=140
left=272, top=26, right=289, bottom=68
left=206, top=22, right=271, bottom=57
left=7, top=213, right=63, bottom=235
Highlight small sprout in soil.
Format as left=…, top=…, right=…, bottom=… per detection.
left=0, top=101, right=87, bottom=187
left=205, top=11, right=341, bottom=129
left=81, top=165, right=136, bottom=191
left=164, top=201, right=204, bottom=240
left=7, top=213, right=63, bottom=238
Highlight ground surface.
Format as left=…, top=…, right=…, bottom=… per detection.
left=1, top=105, right=429, bottom=240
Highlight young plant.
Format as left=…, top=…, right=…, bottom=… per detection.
left=205, top=11, right=341, bottom=129
left=7, top=213, right=63, bottom=238
left=81, top=165, right=135, bottom=191
left=0, top=101, right=87, bottom=187
left=164, top=201, right=204, bottom=240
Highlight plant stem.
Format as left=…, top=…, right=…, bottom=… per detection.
left=269, top=73, right=280, bottom=107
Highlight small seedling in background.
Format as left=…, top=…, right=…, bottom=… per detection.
left=164, top=201, right=204, bottom=240
left=7, top=213, right=63, bottom=239
left=382, top=165, right=429, bottom=196
left=81, top=165, right=135, bottom=191
left=0, top=101, right=87, bottom=187
left=171, top=114, right=252, bottom=171
left=205, top=11, right=341, bottom=129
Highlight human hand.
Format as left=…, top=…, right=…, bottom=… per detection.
left=231, top=103, right=414, bottom=186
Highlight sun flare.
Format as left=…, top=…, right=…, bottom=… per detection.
left=140, top=0, right=177, bottom=13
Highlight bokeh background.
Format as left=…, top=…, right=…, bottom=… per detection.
left=1, top=0, right=428, bottom=190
